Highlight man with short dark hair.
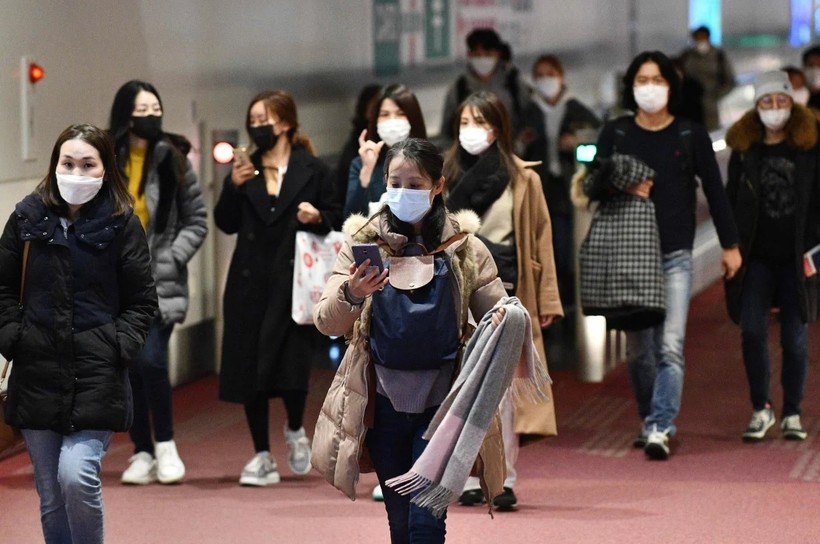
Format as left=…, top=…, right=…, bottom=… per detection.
left=439, top=28, right=529, bottom=141
left=680, top=26, right=735, bottom=131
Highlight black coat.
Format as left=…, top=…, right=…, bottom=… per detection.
left=521, top=97, right=601, bottom=216
left=724, top=107, right=820, bottom=324
left=214, top=145, right=342, bottom=403
left=0, top=194, right=157, bottom=433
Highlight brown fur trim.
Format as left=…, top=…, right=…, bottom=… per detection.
left=726, top=104, right=817, bottom=152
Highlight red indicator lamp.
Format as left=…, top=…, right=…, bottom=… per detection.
left=28, top=62, right=45, bottom=84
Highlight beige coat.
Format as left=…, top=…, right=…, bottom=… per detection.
left=311, top=210, right=508, bottom=502
left=510, top=157, right=564, bottom=439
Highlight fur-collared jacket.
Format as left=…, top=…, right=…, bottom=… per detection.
left=311, top=209, right=508, bottom=502
left=724, top=104, right=820, bottom=323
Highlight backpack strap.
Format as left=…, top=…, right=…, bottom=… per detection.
left=505, top=68, right=523, bottom=120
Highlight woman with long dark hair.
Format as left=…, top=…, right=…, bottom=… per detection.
left=109, top=80, right=208, bottom=485
left=344, top=83, right=427, bottom=218
left=443, top=90, right=563, bottom=509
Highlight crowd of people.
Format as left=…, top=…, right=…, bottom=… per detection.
left=0, top=25, right=818, bottom=544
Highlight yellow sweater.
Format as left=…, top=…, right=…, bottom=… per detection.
left=125, top=146, right=149, bottom=229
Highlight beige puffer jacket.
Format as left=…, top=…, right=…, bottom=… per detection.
left=311, top=209, right=507, bottom=502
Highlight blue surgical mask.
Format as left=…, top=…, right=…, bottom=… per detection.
left=385, top=187, right=432, bottom=224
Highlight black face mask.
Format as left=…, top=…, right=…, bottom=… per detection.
left=249, top=124, right=276, bottom=151
left=131, top=115, right=163, bottom=141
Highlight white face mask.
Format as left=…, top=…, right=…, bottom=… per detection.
left=385, top=187, right=432, bottom=224
left=377, top=118, right=411, bottom=147
left=535, top=76, right=562, bottom=100
left=459, top=126, right=493, bottom=155
left=694, top=41, right=710, bottom=55
left=633, top=84, right=669, bottom=114
left=805, top=67, right=820, bottom=91
left=56, top=172, right=104, bottom=205
left=758, top=108, right=791, bottom=131
left=469, top=56, right=497, bottom=78
left=792, top=87, right=810, bottom=106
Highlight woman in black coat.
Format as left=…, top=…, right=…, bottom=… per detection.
left=215, top=90, right=341, bottom=486
left=0, top=124, right=157, bottom=543
left=724, top=70, right=820, bottom=443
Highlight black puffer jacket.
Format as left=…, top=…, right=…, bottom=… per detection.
left=0, top=193, right=157, bottom=433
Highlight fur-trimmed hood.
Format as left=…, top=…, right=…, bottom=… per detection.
left=726, top=103, right=818, bottom=152
left=341, top=209, right=481, bottom=252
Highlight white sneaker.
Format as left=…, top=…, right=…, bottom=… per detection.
left=284, top=425, right=312, bottom=476
left=644, top=426, right=670, bottom=460
left=239, top=452, right=280, bottom=486
left=155, top=440, right=186, bottom=484
left=121, top=452, right=157, bottom=485
left=742, top=406, right=775, bottom=442
left=781, top=414, right=807, bottom=441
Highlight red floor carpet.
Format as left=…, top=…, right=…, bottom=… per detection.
left=1, top=282, right=819, bottom=543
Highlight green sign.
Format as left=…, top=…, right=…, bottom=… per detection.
left=425, top=0, right=449, bottom=59
left=374, top=0, right=400, bottom=77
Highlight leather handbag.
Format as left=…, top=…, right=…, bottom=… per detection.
left=0, top=240, right=30, bottom=458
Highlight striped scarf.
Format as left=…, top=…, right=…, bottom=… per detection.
left=385, top=297, right=550, bottom=518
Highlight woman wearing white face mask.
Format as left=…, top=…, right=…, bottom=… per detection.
left=520, top=54, right=600, bottom=327
left=443, top=91, right=563, bottom=510
left=724, top=70, right=820, bottom=443
left=313, top=138, right=514, bottom=543
left=344, top=84, right=427, bottom=218
left=590, top=51, right=741, bottom=460
left=0, top=124, right=156, bottom=543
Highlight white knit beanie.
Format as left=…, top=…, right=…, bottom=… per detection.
left=753, top=70, right=792, bottom=104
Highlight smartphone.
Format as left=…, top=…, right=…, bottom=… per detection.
left=233, top=146, right=251, bottom=165
left=351, top=243, right=385, bottom=275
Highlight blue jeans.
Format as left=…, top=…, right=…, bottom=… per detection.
left=129, top=318, right=175, bottom=454
left=740, top=258, right=808, bottom=416
left=22, top=429, right=113, bottom=544
left=627, top=250, right=693, bottom=436
left=365, top=394, right=446, bottom=544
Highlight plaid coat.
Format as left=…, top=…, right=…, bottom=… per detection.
left=579, top=154, right=666, bottom=330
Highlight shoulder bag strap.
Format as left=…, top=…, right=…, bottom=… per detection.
left=20, top=240, right=30, bottom=303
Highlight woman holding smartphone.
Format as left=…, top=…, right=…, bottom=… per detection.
left=313, top=138, right=509, bottom=543
left=215, top=90, right=341, bottom=486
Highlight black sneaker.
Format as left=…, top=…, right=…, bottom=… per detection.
left=633, top=429, right=648, bottom=448
left=493, top=487, right=517, bottom=511
left=458, top=488, right=485, bottom=506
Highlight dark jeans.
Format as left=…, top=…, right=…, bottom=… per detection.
left=740, top=258, right=808, bottom=416
left=129, top=319, right=175, bottom=454
left=365, top=394, right=446, bottom=544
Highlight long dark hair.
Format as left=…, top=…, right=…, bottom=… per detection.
left=246, top=90, right=316, bottom=156
left=621, top=51, right=682, bottom=114
left=37, top=124, right=134, bottom=216
left=381, top=138, right=447, bottom=250
left=442, top=90, right=518, bottom=190
left=108, top=80, right=188, bottom=198
left=366, top=84, right=428, bottom=145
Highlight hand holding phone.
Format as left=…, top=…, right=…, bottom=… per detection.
left=233, top=146, right=251, bottom=165
left=352, top=243, right=385, bottom=275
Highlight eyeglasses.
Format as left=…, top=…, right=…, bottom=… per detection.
left=758, top=94, right=792, bottom=109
